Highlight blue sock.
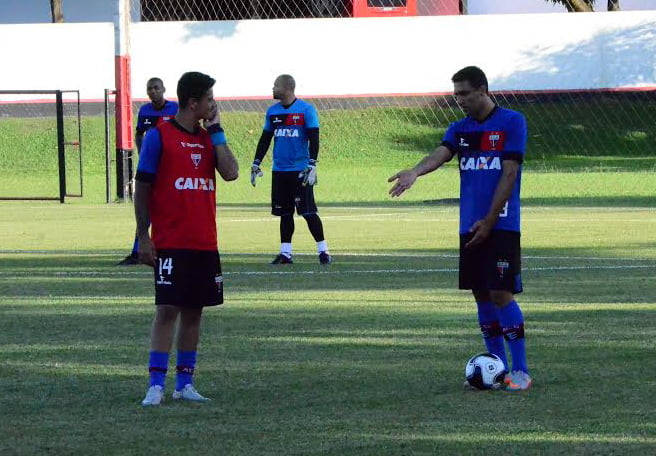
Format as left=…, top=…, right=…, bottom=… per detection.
left=498, top=300, right=529, bottom=374
left=148, top=351, right=169, bottom=388
left=176, top=351, right=197, bottom=391
left=131, top=236, right=139, bottom=255
left=476, top=301, right=508, bottom=370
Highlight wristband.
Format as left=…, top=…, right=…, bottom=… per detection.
left=210, top=130, right=227, bottom=146
left=206, top=123, right=223, bottom=134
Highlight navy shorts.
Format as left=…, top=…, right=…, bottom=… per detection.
left=271, top=171, right=318, bottom=216
left=154, top=249, right=223, bottom=307
left=459, top=230, right=523, bottom=294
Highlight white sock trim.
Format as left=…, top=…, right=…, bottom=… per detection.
left=280, top=243, right=292, bottom=256
left=317, top=240, right=328, bottom=253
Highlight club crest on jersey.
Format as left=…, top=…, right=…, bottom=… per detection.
left=460, top=156, right=501, bottom=171
left=483, top=131, right=505, bottom=151
left=285, top=113, right=305, bottom=126
left=191, top=153, right=202, bottom=168
left=174, top=177, right=215, bottom=191
left=497, top=259, right=510, bottom=277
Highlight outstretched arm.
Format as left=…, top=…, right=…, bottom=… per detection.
left=388, top=145, right=453, bottom=197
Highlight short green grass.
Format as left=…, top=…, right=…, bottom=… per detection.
left=0, top=204, right=655, bottom=455
left=1, top=99, right=655, bottom=454
left=1, top=99, right=655, bottom=202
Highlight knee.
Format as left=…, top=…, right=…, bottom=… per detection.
left=180, top=308, right=203, bottom=327
left=154, top=306, right=179, bottom=325
left=490, top=290, right=513, bottom=307
left=473, top=290, right=490, bottom=302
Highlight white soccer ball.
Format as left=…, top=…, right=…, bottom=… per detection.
left=465, top=352, right=507, bottom=390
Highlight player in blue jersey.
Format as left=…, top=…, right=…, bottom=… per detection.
left=388, top=66, right=532, bottom=391
left=251, top=74, right=331, bottom=265
left=117, top=77, right=179, bottom=266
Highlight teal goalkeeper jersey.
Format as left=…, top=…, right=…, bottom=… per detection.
left=263, top=99, right=319, bottom=171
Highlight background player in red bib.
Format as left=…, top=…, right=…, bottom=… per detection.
left=388, top=66, right=532, bottom=392
left=117, top=77, right=179, bottom=266
left=135, top=72, right=238, bottom=406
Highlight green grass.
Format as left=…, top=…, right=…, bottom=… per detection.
left=1, top=204, right=655, bottom=455
left=1, top=100, right=655, bottom=202
left=1, top=99, right=655, bottom=454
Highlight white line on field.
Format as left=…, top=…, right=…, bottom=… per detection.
left=0, top=264, right=653, bottom=278
left=1, top=250, right=654, bottom=262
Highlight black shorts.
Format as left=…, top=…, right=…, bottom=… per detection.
left=154, top=249, right=224, bottom=307
left=459, top=230, right=523, bottom=294
left=271, top=171, right=318, bottom=216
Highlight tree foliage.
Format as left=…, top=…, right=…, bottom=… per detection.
left=548, top=0, right=620, bottom=12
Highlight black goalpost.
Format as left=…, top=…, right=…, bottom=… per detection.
left=0, top=90, right=83, bottom=203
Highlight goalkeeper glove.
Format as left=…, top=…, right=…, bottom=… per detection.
left=299, top=159, right=317, bottom=187
left=250, top=159, right=263, bottom=187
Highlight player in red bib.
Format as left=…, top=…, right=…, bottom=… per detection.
left=135, top=72, right=239, bottom=406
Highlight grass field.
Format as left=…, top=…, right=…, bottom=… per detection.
left=1, top=100, right=655, bottom=454
left=1, top=99, right=655, bottom=203
left=1, top=202, right=655, bottom=455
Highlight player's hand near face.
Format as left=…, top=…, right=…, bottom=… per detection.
left=137, top=235, right=157, bottom=267
left=203, top=102, right=220, bottom=127
left=388, top=169, right=418, bottom=197
left=465, top=218, right=494, bottom=248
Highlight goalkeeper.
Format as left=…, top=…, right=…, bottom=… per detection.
left=251, top=74, right=331, bottom=265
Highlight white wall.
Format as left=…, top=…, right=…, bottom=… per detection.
left=1, top=11, right=655, bottom=101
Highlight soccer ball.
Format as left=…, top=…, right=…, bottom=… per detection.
left=464, top=352, right=507, bottom=390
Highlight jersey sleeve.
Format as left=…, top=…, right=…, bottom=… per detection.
left=441, top=122, right=458, bottom=155
left=263, top=108, right=273, bottom=132
left=135, top=127, right=162, bottom=182
left=305, top=104, right=320, bottom=129
left=136, top=105, right=148, bottom=134
left=503, top=112, right=528, bottom=162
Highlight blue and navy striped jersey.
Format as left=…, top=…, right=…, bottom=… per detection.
left=263, top=99, right=319, bottom=171
left=442, top=106, right=527, bottom=234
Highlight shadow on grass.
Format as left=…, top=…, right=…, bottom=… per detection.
left=1, top=245, right=654, bottom=305
left=212, top=193, right=655, bottom=209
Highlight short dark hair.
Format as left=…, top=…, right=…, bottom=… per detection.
left=147, top=77, right=163, bottom=87
left=451, top=66, right=488, bottom=91
left=177, top=72, right=215, bottom=108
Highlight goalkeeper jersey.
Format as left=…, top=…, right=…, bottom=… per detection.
left=442, top=106, right=527, bottom=234
left=263, top=99, right=319, bottom=172
left=136, top=100, right=179, bottom=135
